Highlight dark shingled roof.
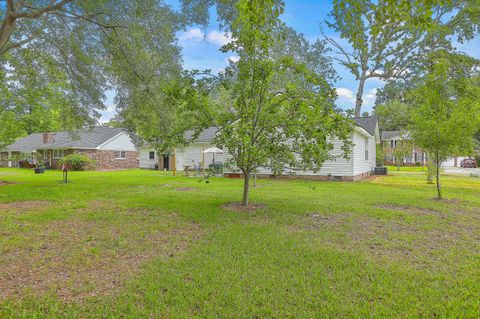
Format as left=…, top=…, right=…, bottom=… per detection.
left=354, top=117, right=378, bottom=137
left=381, top=130, right=402, bottom=140
left=5, top=127, right=124, bottom=152
left=184, top=127, right=219, bottom=143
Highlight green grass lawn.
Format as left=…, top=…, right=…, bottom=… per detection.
left=385, top=165, right=428, bottom=173
left=0, top=168, right=479, bottom=318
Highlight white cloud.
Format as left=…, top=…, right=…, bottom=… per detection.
left=228, top=55, right=240, bottom=63
left=206, top=30, right=232, bottom=46
left=336, top=87, right=355, bottom=102
left=179, top=28, right=204, bottom=44
left=335, top=87, right=378, bottom=112
left=99, top=105, right=117, bottom=123
left=363, top=88, right=378, bottom=108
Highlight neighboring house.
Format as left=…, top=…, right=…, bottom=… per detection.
left=0, top=127, right=139, bottom=169
left=381, top=130, right=467, bottom=167
left=223, top=117, right=381, bottom=181
left=139, top=127, right=222, bottom=171
left=381, top=131, right=426, bottom=166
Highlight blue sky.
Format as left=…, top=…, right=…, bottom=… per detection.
left=101, top=0, right=480, bottom=121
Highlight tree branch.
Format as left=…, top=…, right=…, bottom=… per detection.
left=10, top=0, right=74, bottom=19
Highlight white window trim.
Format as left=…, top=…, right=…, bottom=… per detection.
left=53, top=149, right=65, bottom=159
left=115, top=151, right=127, bottom=159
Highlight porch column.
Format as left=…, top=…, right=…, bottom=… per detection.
left=7, top=151, right=11, bottom=167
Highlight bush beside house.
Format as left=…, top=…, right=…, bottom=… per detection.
left=58, top=154, right=96, bottom=171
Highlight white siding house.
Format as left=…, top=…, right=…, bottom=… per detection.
left=223, top=117, right=380, bottom=181
left=139, top=143, right=224, bottom=171
left=139, top=127, right=223, bottom=171
left=139, top=118, right=380, bottom=180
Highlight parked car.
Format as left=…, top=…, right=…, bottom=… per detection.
left=460, top=158, right=477, bottom=168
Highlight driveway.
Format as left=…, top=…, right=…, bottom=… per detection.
left=442, top=167, right=480, bottom=177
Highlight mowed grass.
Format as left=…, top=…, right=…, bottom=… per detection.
left=0, top=168, right=479, bottom=318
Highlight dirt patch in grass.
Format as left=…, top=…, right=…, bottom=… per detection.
left=176, top=187, right=199, bottom=192
left=295, top=211, right=479, bottom=267
left=0, top=201, right=50, bottom=212
left=222, top=202, right=267, bottom=212
left=0, top=180, right=16, bottom=186
left=74, top=200, right=119, bottom=213
left=309, top=212, right=353, bottom=229
left=0, top=211, right=202, bottom=302
left=429, top=198, right=466, bottom=205
left=377, top=204, right=442, bottom=216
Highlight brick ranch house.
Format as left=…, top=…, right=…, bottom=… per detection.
left=0, top=127, right=139, bottom=170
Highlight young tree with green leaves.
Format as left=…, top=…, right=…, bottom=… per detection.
left=391, top=137, right=414, bottom=171
left=214, top=0, right=353, bottom=206
left=411, top=52, right=480, bottom=199
left=119, top=72, right=212, bottom=170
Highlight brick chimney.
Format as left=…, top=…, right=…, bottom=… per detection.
left=43, top=133, right=55, bottom=144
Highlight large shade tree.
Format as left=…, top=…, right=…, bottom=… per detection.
left=323, top=0, right=478, bottom=116
left=214, top=0, right=353, bottom=206
left=0, top=0, right=208, bottom=147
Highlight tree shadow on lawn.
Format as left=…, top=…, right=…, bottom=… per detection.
left=0, top=200, right=203, bottom=303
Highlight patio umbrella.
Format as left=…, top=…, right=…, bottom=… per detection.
left=202, top=147, right=223, bottom=162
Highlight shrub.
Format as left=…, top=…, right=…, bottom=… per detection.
left=58, top=153, right=95, bottom=171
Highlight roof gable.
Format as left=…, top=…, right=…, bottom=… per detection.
left=184, top=127, right=219, bottom=143
left=5, top=127, right=125, bottom=152
left=381, top=130, right=411, bottom=141
left=353, top=117, right=380, bottom=143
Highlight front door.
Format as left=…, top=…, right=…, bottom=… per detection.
left=163, top=155, right=170, bottom=171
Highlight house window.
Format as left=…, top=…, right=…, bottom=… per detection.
left=149, top=151, right=155, bottom=160
left=53, top=150, right=64, bottom=159
left=365, top=139, right=369, bottom=160
left=115, top=151, right=126, bottom=159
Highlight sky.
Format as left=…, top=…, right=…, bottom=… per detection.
left=100, top=0, right=480, bottom=122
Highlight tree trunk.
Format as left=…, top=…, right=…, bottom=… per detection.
left=242, top=172, right=250, bottom=206
left=354, top=75, right=366, bottom=117
left=435, top=160, right=442, bottom=200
